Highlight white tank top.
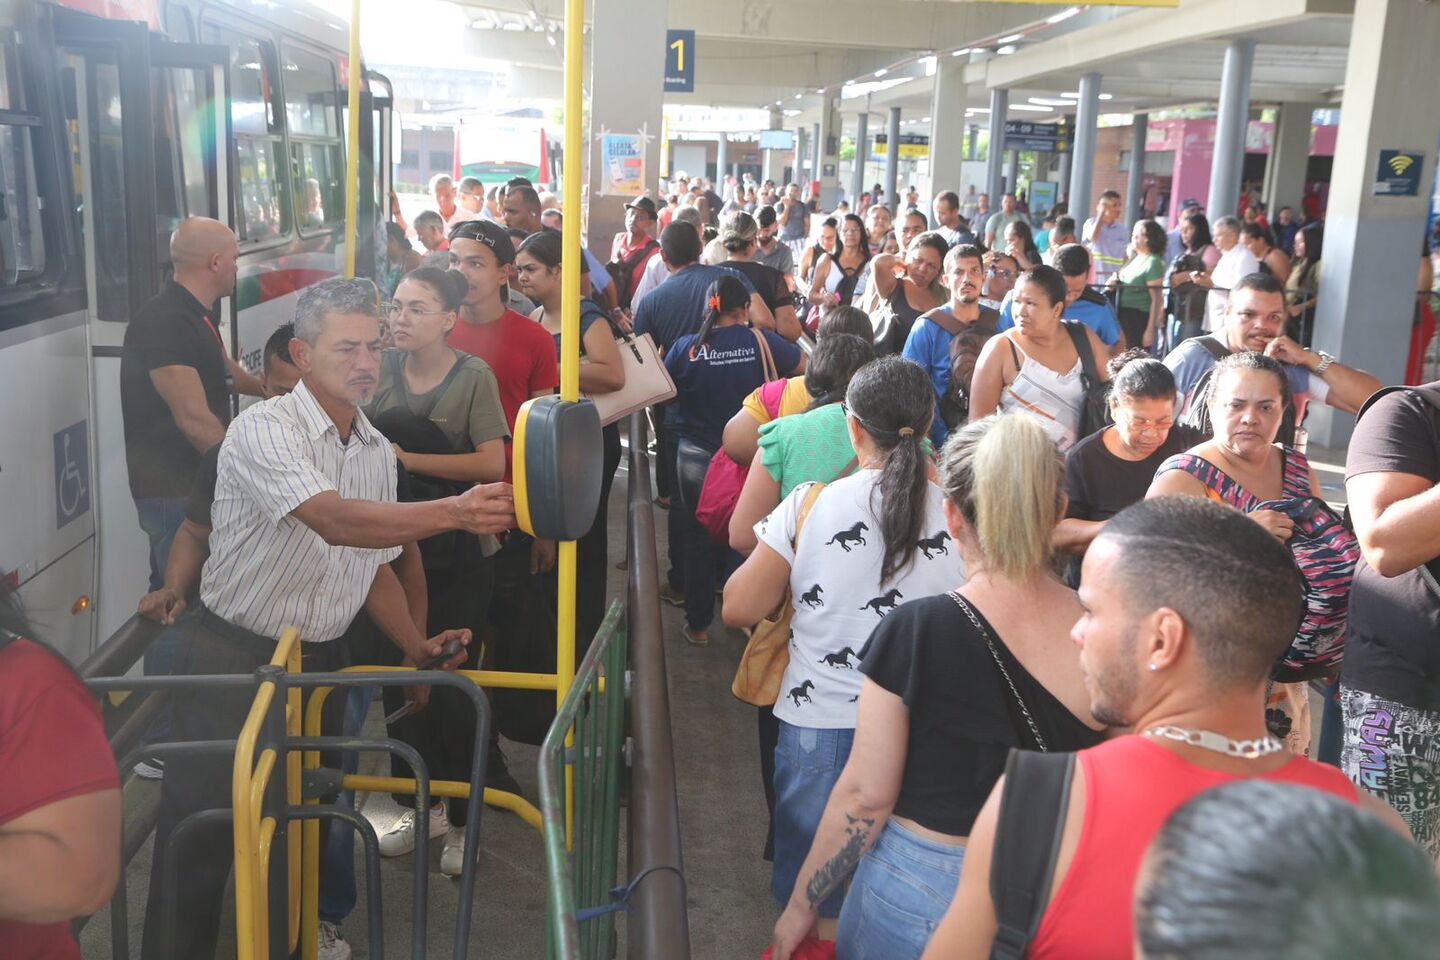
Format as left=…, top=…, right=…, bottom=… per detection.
left=999, top=334, right=1085, bottom=451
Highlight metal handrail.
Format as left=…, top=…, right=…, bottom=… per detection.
left=79, top=614, right=162, bottom=680
left=624, top=412, right=691, bottom=959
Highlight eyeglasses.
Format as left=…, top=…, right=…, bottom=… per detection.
left=383, top=301, right=450, bottom=320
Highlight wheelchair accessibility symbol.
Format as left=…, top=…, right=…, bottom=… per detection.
left=53, top=421, right=91, bottom=529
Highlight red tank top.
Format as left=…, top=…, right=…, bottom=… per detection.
left=1029, top=735, right=1357, bottom=959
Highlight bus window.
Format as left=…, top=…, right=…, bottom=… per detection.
left=283, top=45, right=342, bottom=235
left=152, top=66, right=216, bottom=272
left=0, top=38, right=47, bottom=294
left=203, top=23, right=289, bottom=244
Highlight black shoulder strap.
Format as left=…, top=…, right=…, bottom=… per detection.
left=402, top=350, right=472, bottom=420
left=1061, top=320, right=1101, bottom=387
left=989, top=750, right=1078, bottom=960
left=1197, top=335, right=1230, bottom=361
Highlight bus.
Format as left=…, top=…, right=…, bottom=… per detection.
left=0, top=0, right=393, bottom=661
left=455, top=112, right=553, bottom=187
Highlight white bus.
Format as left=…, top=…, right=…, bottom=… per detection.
left=0, top=0, right=393, bottom=661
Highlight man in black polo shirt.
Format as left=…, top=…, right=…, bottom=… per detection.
left=120, top=217, right=262, bottom=772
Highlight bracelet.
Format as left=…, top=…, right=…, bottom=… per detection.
left=1313, top=350, right=1335, bottom=376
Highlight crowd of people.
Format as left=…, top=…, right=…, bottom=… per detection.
left=6, top=166, right=1438, bottom=960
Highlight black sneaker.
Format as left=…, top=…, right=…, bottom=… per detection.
left=486, top=743, right=524, bottom=798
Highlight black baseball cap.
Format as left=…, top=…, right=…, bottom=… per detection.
left=625, top=196, right=659, bottom=218
left=448, top=218, right=516, bottom=264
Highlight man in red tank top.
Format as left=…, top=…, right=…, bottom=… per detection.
left=923, top=497, right=1410, bottom=960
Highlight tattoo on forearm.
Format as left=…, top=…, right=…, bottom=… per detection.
left=804, top=813, right=876, bottom=909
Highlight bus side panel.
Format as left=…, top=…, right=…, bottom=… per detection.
left=0, top=315, right=102, bottom=658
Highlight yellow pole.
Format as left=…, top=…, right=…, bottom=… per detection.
left=342, top=0, right=362, bottom=280
left=558, top=0, right=584, bottom=845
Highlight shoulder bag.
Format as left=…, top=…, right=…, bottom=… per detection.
left=584, top=323, right=677, bottom=427
left=987, top=750, right=1077, bottom=960
left=694, top=329, right=782, bottom=544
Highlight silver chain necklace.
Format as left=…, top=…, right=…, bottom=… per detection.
left=1144, top=725, right=1284, bottom=759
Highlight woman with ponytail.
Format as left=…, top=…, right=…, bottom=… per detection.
left=762, top=412, right=1105, bottom=960
left=365, top=266, right=510, bottom=876
left=724, top=356, right=963, bottom=951
left=665, top=274, right=804, bottom=644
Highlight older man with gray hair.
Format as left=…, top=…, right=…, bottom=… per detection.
left=1193, top=214, right=1259, bottom=332
left=142, top=277, right=515, bottom=960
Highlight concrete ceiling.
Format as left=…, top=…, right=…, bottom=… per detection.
left=448, top=0, right=1359, bottom=131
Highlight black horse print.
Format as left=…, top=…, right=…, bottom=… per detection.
left=800, top=584, right=825, bottom=608
left=827, top=521, right=869, bottom=552
left=818, top=646, right=859, bottom=668
left=860, top=588, right=904, bottom=616
left=917, top=530, right=952, bottom=559
left=788, top=679, right=815, bottom=707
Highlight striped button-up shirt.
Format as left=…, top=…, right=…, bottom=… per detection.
left=200, top=379, right=400, bottom=643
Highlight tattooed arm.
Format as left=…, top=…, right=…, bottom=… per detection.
left=770, top=679, right=909, bottom=960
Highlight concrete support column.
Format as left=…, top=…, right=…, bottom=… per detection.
left=851, top=112, right=870, bottom=209
left=588, top=0, right=665, bottom=258
left=1070, top=74, right=1102, bottom=225
left=817, top=88, right=843, bottom=206
left=1005, top=149, right=1019, bottom=194
left=1206, top=39, right=1255, bottom=219
left=884, top=107, right=901, bottom=213
left=984, top=87, right=1008, bottom=212
left=793, top=126, right=807, bottom=184
left=1057, top=113, right=1075, bottom=205
left=811, top=122, right=821, bottom=180
left=1264, top=103, right=1316, bottom=215
left=762, top=108, right=783, bottom=183
left=1126, top=113, right=1149, bottom=226
left=716, top=134, right=728, bottom=187
left=1309, top=0, right=1440, bottom=445
left=928, top=56, right=967, bottom=191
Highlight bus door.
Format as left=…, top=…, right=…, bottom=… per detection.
left=54, top=8, right=233, bottom=646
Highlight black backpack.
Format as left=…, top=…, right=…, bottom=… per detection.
left=987, top=749, right=1077, bottom=959
left=1061, top=320, right=1113, bottom=439
left=606, top=238, right=658, bottom=310
left=1175, top=336, right=1298, bottom=445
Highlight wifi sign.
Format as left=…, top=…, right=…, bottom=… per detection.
left=1374, top=149, right=1424, bottom=197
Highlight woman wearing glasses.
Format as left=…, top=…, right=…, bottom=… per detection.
left=1052, top=350, right=1202, bottom=584
left=365, top=266, right=511, bottom=877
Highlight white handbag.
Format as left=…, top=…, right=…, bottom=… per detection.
left=585, top=331, right=677, bottom=427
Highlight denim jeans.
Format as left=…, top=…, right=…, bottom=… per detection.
left=772, top=721, right=855, bottom=918
left=318, top=686, right=372, bottom=925
left=135, top=496, right=189, bottom=743
left=673, top=438, right=726, bottom=631
left=836, top=820, right=965, bottom=960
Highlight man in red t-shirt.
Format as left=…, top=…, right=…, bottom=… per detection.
left=445, top=219, right=559, bottom=484
left=0, top=628, right=120, bottom=960
left=923, top=497, right=1410, bottom=960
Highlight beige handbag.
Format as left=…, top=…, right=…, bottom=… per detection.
left=586, top=331, right=677, bottom=427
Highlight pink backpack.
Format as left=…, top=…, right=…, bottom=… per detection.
left=694, top=378, right=788, bottom=544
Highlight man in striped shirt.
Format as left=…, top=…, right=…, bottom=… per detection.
left=143, top=278, right=515, bottom=960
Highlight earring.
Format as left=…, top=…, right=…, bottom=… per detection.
left=1149, top=662, right=1159, bottom=672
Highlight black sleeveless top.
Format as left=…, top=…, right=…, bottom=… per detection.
left=859, top=593, right=1103, bottom=836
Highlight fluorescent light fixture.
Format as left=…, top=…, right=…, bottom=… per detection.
left=1046, top=7, right=1082, bottom=25
left=951, top=47, right=972, bottom=57
left=1099, top=93, right=1114, bottom=101
left=795, top=93, right=803, bottom=100
left=968, top=107, right=992, bottom=113
left=1029, top=97, right=1073, bottom=107
left=546, top=34, right=556, bottom=46
left=1009, top=104, right=1051, bottom=112
left=996, top=45, right=1017, bottom=55
left=997, top=33, right=1024, bottom=44
left=775, top=100, right=782, bottom=106
left=922, top=116, right=932, bottom=123
left=1061, top=91, right=1081, bottom=98
left=875, top=68, right=888, bottom=77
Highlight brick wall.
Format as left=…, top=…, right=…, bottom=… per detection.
left=1084, top=125, right=1131, bottom=213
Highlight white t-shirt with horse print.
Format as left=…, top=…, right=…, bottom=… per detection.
left=755, top=470, right=964, bottom=729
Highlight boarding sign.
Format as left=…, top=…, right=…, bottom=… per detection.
left=665, top=30, right=696, bottom=93
left=1005, top=121, right=1069, bottom=153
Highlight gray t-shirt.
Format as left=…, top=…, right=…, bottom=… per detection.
left=754, top=239, right=796, bottom=277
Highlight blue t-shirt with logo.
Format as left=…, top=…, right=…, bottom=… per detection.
left=664, top=325, right=802, bottom=451
left=998, top=289, right=1121, bottom=346
left=632, top=263, right=756, bottom=355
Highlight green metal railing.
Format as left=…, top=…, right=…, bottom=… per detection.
left=540, top=600, right=628, bottom=960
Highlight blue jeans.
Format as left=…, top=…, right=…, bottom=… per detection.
left=318, top=685, right=372, bottom=925
left=836, top=820, right=965, bottom=960
left=135, top=496, right=188, bottom=743
left=772, top=721, right=855, bottom=918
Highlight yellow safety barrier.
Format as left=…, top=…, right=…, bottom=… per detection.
left=231, top=628, right=302, bottom=960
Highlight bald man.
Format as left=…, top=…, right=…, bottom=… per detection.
left=121, top=217, right=263, bottom=774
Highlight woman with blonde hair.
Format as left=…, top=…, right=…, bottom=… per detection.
left=766, top=412, right=1105, bottom=960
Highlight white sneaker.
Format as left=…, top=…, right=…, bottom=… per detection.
left=440, top=826, right=469, bottom=878
left=377, top=803, right=449, bottom=858
left=317, top=920, right=351, bottom=960
left=133, top=758, right=164, bottom=780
